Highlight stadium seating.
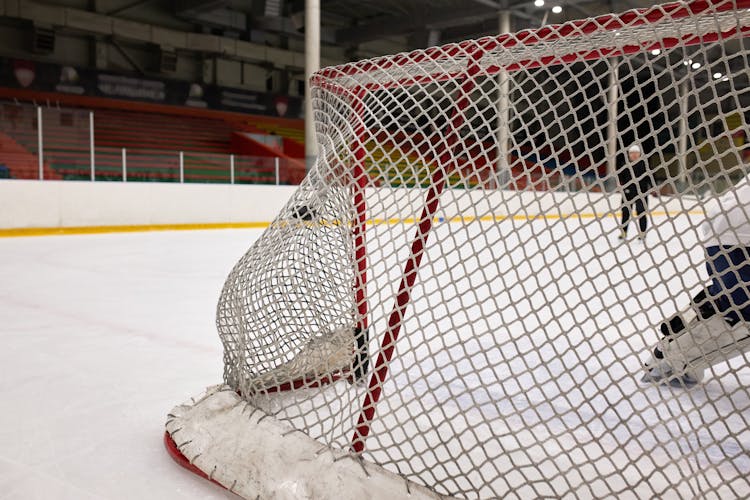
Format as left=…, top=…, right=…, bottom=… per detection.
left=0, top=101, right=305, bottom=183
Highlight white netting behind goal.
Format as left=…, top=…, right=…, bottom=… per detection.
left=167, top=1, right=750, bottom=498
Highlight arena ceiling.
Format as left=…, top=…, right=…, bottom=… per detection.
left=33, top=0, right=742, bottom=72
left=188, top=0, right=664, bottom=53
left=313, top=0, right=651, bottom=46
left=5, top=0, right=743, bottom=95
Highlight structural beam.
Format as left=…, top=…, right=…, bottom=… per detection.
left=336, top=4, right=497, bottom=45
left=305, top=0, right=320, bottom=170
left=250, top=16, right=337, bottom=44
left=173, top=0, right=227, bottom=14
left=496, top=10, right=511, bottom=189
left=607, top=57, right=619, bottom=186
left=678, top=80, right=689, bottom=191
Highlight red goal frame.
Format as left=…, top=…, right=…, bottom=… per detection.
left=166, top=0, right=750, bottom=481
left=335, top=0, right=750, bottom=455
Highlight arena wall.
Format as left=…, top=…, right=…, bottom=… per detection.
left=0, top=180, right=297, bottom=230
left=0, top=180, right=697, bottom=233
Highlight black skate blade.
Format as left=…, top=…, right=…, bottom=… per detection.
left=640, top=371, right=663, bottom=384
left=665, top=374, right=699, bottom=389
left=640, top=368, right=698, bottom=388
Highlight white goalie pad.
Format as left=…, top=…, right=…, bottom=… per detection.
left=674, top=317, right=750, bottom=370
left=164, top=386, right=442, bottom=500
left=643, top=315, right=750, bottom=385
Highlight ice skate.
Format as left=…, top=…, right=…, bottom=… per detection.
left=641, top=357, right=703, bottom=388
left=642, top=311, right=750, bottom=387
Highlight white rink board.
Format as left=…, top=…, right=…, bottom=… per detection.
left=364, top=187, right=702, bottom=221
left=0, top=180, right=297, bottom=229
left=0, top=180, right=697, bottom=230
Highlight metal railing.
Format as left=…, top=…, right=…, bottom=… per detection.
left=0, top=103, right=304, bottom=185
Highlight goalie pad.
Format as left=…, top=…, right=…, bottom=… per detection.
left=642, top=313, right=750, bottom=387
left=164, top=386, right=441, bottom=500
left=658, top=288, right=716, bottom=338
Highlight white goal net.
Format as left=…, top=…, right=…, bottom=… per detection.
left=166, top=1, right=750, bottom=498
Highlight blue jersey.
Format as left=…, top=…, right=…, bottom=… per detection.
left=706, top=246, right=750, bottom=323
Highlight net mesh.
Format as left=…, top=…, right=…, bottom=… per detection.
left=215, top=1, right=750, bottom=497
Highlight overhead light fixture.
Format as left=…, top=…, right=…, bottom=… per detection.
left=722, top=76, right=729, bottom=82
left=651, top=49, right=661, bottom=56
left=534, top=0, right=544, bottom=6
left=552, top=5, right=562, bottom=13
left=682, top=59, right=692, bottom=66
left=713, top=72, right=723, bottom=79
left=691, top=62, right=701, bottom=69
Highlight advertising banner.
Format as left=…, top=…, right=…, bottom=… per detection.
left=0, top=58, right=303, bottom=119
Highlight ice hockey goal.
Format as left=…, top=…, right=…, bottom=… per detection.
left=166, top=1, right=750, bottom=498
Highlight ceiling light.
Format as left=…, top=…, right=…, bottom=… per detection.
left=651, top=49, right=661, bottom=56
left=552, top=5, right=562, bottom=13
left=534, top=0, right=544, bottom=6
left=722, top=76, right=729, bottom=82
left=682, top=59, right=692, bottom=66
left=691, top=62, right=701, bottom=69
left=713, top=72, right=723, bottom=79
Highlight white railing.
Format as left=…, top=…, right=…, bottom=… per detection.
left=0, top=103, right=302, bottom=185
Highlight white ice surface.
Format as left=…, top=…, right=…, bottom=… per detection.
left=0, top=229, right=262, bottom=500
left=2, top=215, right=750, bottom=499
left=240, top=209, right=750, bottom=498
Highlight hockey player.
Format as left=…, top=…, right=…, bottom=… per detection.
left=642, top=173, right=750, bottom=387
left=618, top=144, right=654, bottom=240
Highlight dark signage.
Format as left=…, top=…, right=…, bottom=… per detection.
left=0, top=58, right=303, bottom=118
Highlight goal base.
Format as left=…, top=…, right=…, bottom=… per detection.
left=163, top=431, right=227, bottom=487
left=163, top=385, right=443, bottom=500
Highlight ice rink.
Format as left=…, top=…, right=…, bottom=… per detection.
left=2, top=213, right=749, bottom=498
left=0, top=229, right=254, bottom=499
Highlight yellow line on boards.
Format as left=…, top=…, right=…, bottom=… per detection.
left=0, top=222, right=272, bottom=238
left=0, top=209, right=704, bottom=238
left=369, top=209, right=705, bottom=226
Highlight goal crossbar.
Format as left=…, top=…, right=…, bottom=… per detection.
left=314, top=0, right=750, bottom=94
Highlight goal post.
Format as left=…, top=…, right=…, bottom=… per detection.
left=166, top=1, right=750, bottom=498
